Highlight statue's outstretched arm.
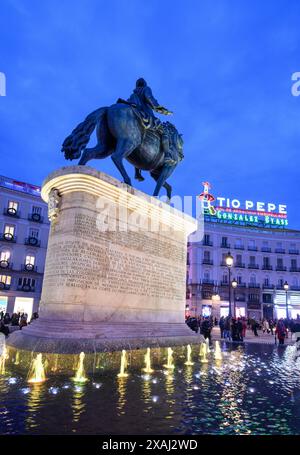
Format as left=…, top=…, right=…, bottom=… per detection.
left=145, top=87, right=173, bottom=115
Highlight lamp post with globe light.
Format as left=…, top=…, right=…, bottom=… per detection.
left=283, top=281, right=289, bottom=320
left=225, top=252, right=234, bottom=317
left=231, top=278, right=238, bottom=318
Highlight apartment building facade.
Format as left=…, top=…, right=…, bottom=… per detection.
left=0, top=175, right=50, bottom=319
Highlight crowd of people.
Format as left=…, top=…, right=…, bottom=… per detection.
left=186, top=313, right=300, bottom=346
left=0, top=311, right=39, bottom=337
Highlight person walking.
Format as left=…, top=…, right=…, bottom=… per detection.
left=219, top=316, right=225, bottom=339
left=275, top=319, right=288, bottom=345
left=223, top=316, right=232, bottom=341
left=200, top=317, right=213, bottom=344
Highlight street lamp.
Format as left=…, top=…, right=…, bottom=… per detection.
left=283, top=281, right=289, bottom=320
left=231, top=278, right=238, bottom=318
left=225, top=251, right=234, bottom=317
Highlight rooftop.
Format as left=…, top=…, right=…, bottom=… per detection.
left=0, top=175, right=42, bottom=198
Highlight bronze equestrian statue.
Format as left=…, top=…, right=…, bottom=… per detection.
left=62, top=78, right=184, bottom=198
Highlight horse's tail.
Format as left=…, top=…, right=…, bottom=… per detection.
left=61, top=107, right=107, bottom=160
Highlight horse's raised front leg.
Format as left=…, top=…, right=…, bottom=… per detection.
left=111, top=139, right=137, bottom=186
left=152, top=164, right=177, bottom=197
left=78, top=143, right=111, bottom=165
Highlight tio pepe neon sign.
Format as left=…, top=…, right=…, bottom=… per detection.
left=199, top=182, right=288, bottom=227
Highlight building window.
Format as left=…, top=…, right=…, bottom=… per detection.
left=18, top=277, right=36, bottom=289
left=7, top=201, right=19, bottom=215
left=250, top=275, right=256, bottom=284
left=249, top=256, right=256, bottom=265
left=204, top=251, right=210, bottom=261
left=236, top=254, right=242, bottom=264
left=3, top=224, right=15, bottom=240
left=32, top=206, right=42, bottom=215
left=204, top=234, right=210, bottom=245
left=248, top=240, right=256, bottom=248
left=237, top=275, right=243, bottom=284
left=291, top=259, right=297, bottom=269
left=204, top=271, right=210, bottom=281
left=29, top=228, right=39, bottom=239
left=222, top=274, right=228, bottom=284
left=277, top=258, right=283, bottom=268
left=0, top=250, right=10, bottom=268
left=0, top=274, right=11, bottom=285
left=264, top=277, right=270, bottom=286
left=278, top=278, right=284, bottom=287
left=0, top=251, right=10, bottom=262
left=25, top=255, right=35, bottom=266
left=263, top=257, right=270, bottom=267
left=221, top=236, right=228, bottom=247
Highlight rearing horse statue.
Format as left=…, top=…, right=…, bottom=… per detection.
left=61, top=79, right=184, bottom=198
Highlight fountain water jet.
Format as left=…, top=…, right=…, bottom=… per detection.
left=0, top=345, right=8, bottom=374
left=214, top=341, right=223, bottom=361
left=118, top=350, right=129, bottom=378
left=72, top=352, right=88, bottom=383
left=184, top=344, right=194, bottom=366
left=14, top=351, right=20, bottom=365
left=28, top=353, right=46, bottom=383
left=206, top=338, right=211, bottom=353
left=163, top=347, right=175, bottom=370
left=200, top=343, right=208, bottom=363
left=143, top=348, right=154, bottom=373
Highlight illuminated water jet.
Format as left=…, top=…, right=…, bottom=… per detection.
left=117, top=350, right=129, bottom=378
left=184, top=344, right=194, bottom=366
left=143, top=348, right=154, bottom=373
left=163, top=347, right=175, bottom=370
left=28, top=353, right=46, bottom=383
left=0, top=345, right=8, bottom=374
left=200, top=342, right=208, bottom=363
left=72, top=352, right=88, bottom=383
left=214, top=341, right=223, bottom=361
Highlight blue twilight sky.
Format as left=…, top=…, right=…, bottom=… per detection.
left=0, top=0, right=300, bottom=226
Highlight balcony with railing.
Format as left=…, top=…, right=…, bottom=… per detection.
left=24, top=237, right=41, bottom=247
left=290, top=267, right=300, bottom=272
left=202, top=240, right=213, bottom=247
left=248, top=246, right=258, bottom=251
left=220, top=243, right=231, bottom=249
left=234, top=245, right=244, bottom=250
left=22, top=263, right=38, bottom=273
left=28, top=212, right=44, bottom=223
left=289, top=249, right=299, bottom=255
left=248, top=283, right=261, bottom=288
left=202, top=259, right=213, bottom=265
left=248, top=263, right=259, bottom=269
left=291, top=286, right=300, bottom=291
left=3, top=207, right=20, bottom=218
left=220, top=281, right=229, bottom=287
left=201, top=279, right=215, bottom=285
left=0, top=233, right=17, bottom=243
left=0, top=282, right=11, bottom=291
left=261, top=247, right=272, bottom=252
left=276, top=266, right=287, bottom=272
left=263, top=284, right=275, bottom=289
left=17, top=284, right=35, bottom=292
left=275, top=248, right=285, bottom=254
left=262, top=264, right=273, bottom=270
left=0, top=260, right=12, bottom=270
left=235, top=262, right=245, bottom=268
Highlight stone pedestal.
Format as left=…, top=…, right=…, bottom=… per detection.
left=8, top=166, right=198, bottom=353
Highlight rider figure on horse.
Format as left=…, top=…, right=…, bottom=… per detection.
left=123, top=78, right=178, bottom=181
